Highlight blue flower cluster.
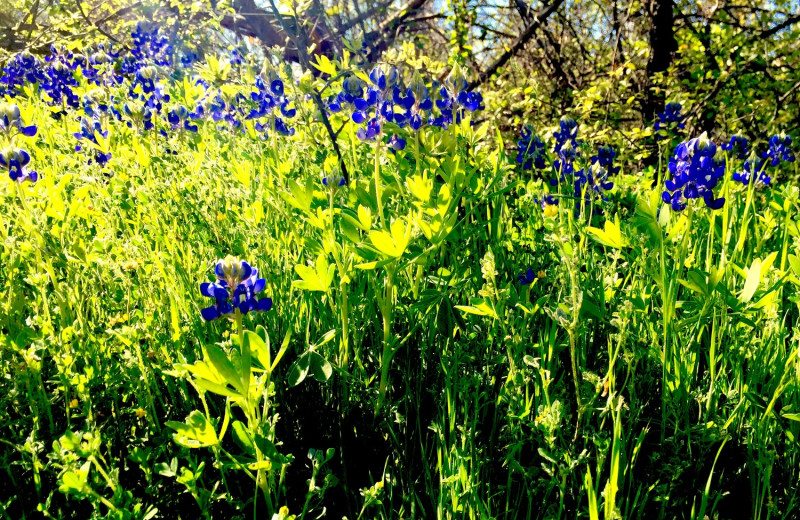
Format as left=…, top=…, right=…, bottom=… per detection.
left=662, top=133, right=725, bottom=211
left=516, top=125, right=547, bottom=171
left=200, top=256, right=273, bottom=321
left=0, top=102, right=38, bottom=183
left=654, top=102, right=685, bottom=138
left=74, top=117, right=112, bottom=166
left=723, top=133, right=795, bottom=187
left=246, top=69, right=296, bottom=137
left=322, top=173, right=346, bottom=189
left=1, top=147, right=38, bottom=183
left=762, top=134, right=795, bottom=166
left=0, top=103, right=37, bottom=138
left=516, top=119, right=618, bottom=216
left=574, top=145, right=617, bottom=210
left=327, top=63, right=484, bottom=150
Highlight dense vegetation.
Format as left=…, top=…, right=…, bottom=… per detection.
left=1, top=1, right=800, bottom=519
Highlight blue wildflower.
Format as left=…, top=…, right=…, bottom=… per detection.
left=200, top=256, right=273, bottom=320
left=722, top=135, right=749, bottom=160
left=654, top=102, right=685, bottom=138
left=322, top=173, right=346, bottom=188
left=518, top=268, right=535, bottom=286
left=74, top=116, right=111, bottom=165
left=0, top=146, right=37, bottom=183
left=0, top=103, right=37, bottom=137
left=517, top=125, right=547, bottom=170
left=0, top=51, right=46, bottom=96
left=732, top=159, right=771, bottom=187
left=761, top=134, right=795, bottom=166
left=167, top=105, right=200, bottom=132
left=662, top=133, right=725, bottom=211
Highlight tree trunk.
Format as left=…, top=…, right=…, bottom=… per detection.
left=642, top=0, right=676, bottom=123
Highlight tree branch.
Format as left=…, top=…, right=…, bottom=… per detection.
left=470, top=0, right=565, bottom=88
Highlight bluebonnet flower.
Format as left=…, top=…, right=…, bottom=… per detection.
left=133, top=65, right=158, bottom=94
left=662, top=133, right=725, bottom=211
left=123, top=101, right=155, bottom=131
left=83, top=45, right=122, bottom=86
left=357, top=117, right=382, bottom=142
left=0, top=103, right=37, bottom=137
left=328, top=76, right=364, bottom=113
left=81, top=89, right=117, bottom=119
left=654, top=102, right=685, bottom=137
left=401, top=71, right=433, bottom=130
left=0, top=147, right=38, bottom=183
left=74, top=117, right=112, bottom=165
left=230, top=48, right=245, bottom=66
left=431, top=64, right=484, bottom=128
left=0, top=51, right=46, bottom=96
left=388, top=134, right=406, bottom=152
left=569, top=145, right=617, bottom=215
left=732, top=159, right=771, bottom=187
left=167, top=105, right=200, bottom=132
left=761, top=134, right=795, bottom=166
left=200, top=256, right=273, bottom=320
left=322, top=173, right=346, bottom=188
left=518, top=268, right=535, bottom=285
left=551, top=118, right=581, bottom=184
left=180, top=51, right=199, bottom=68
left=206, top=92, right=242, bottom=129
left=248, top=69, right=296, bottom=136
left=42, top=61, right=80, bottom=113
left=517, top=125, right=547, bottom=171
left=130, top=22, right=173, bottom=68
left=351, top=64, right=404, bottom=141
left=722, top=135, right=749, bottom=160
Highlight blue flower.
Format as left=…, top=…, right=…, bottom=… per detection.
left=123, top=102, right=155, bottom=131
left=0, top=146, right=37, bottom=183
left=732, top=159, right=771, bottom=187
left=0, top=51, right=46, bottom=96
left=248, top=71, right=296, bottom=136
left=654, top=102, right=685, bottom=138
left=516, top=125, right=547, bottom=170
left=322, top=173, right=346, bottom=188
left=388, top=134, right=406, bottom=151
left=74, top=117, right=111, bottom=165
left=722, top=135, right=749, bottom=160
left=518, top=268, right=535, bottom=286
left=662, top=133, right=725, bottom=211
left=0, top=103, right=37, bottom=137
left=167, top=105, right=200, bottom=132
left=200, top=256, right=273, bottom=320
left=761, top=134, right=794, bottom=166
left=133, top=65, right=158, bottom=94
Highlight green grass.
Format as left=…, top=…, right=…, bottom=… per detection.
left=1, top=59, right=799, bottom=520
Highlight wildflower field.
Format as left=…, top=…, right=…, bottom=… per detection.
left=1, top=1, right=800, bottom=519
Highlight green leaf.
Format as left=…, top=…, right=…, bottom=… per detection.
left=254, top=435, right=291, bottom=465
left=245, top=329, right=270, bottom=371
left=271, top=329, right=291, bottom=372
left=369, top=218, right=411, bottom=258
left=205, top=344, right=244, bottom=394
left=308, top=352, right=333, bottom=382
left=455, top=298, right=497, bottom=318
left=287, top=352, right=311, bottom=387
left=193, top=378, right=241, bottom=398
left=310, top=54, right=336, bottom=76
left=586, top=215, right=628, bottom=249
left=58, top=462, right=91, bottom=495
left=166, top=411, right=219, bottom=448
left=293, top=254, right=335, bottom=292
left=231, top=421, right=255, bottom=456
left=741, top=258, right=761, bottom=303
